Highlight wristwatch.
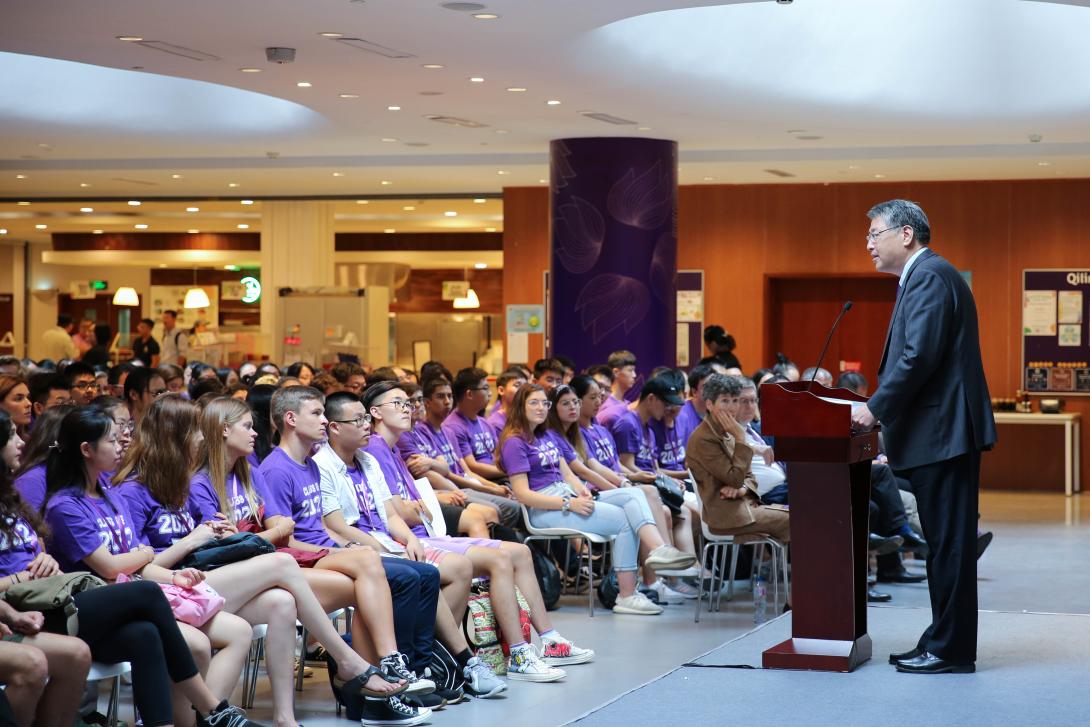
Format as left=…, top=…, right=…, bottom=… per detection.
left=561, top=496, right=572, bottom=513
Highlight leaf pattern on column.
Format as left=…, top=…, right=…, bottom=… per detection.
left=574, top=274, right=651, bottom=344
left=606, top=159, right=671, bottom=229
left=551, top=140, right=577, bottom=190
left=649, top=231, right=676, bottom=304
left=554, top=196, right=605, bottom=274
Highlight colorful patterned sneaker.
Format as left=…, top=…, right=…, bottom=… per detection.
left=507, top=645, right=566, bottom=682
left=462, top=656, right=507, bottom=698
left=541, top=636, right=595, bottom=665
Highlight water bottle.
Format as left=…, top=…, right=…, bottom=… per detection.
left=753, top=575, right=768, bottom=624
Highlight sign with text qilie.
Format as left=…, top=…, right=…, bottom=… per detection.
left=1022, top=269, right=1090, bottom=395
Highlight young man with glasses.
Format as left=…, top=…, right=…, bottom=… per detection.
left=64, top=362, right=99, bottom=406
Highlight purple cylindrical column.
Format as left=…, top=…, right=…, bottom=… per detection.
left=548, top=137, right=678, bottom=374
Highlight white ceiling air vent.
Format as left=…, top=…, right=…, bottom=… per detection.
left=135, top=41, right=220, bottom=61
left=441, top=2, right=487, bottom=11
left=424, top=115, right=489, bottom=128
left=335, top=38, right=416, bottom=59
left=580, top=111, right=638, bottom=125
left=763, top=169, right=796, bottom=178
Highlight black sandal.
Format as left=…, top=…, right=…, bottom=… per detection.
left=332, top=664, right=408, bottom=698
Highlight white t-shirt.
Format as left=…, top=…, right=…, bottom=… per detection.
left=743, top=426, right=786, bottom=497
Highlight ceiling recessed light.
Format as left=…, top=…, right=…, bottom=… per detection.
left=387, top=105, right=401, bottom=111
left=0, top=229, right=5, bottom=234
left=80, top=207, right=94, bottom=213
left=15, top=174, right=26, bottom=179
left=92, top=229, right=103, bottom=234
left=444, top=211, right=458, bottom=217
left=494, top=129, right=509, bottom=135
left=339, top=93, right=359, bottom=99
left=473, top=13, right=499, bottom=19
left=1037, top=161, right=1051, bottom=167
left=381, top=137, right=398, bottom=143
left=188, top=229, right=199, bottom=234
left=297, top=82, right=312, bottom=88
left=637, top=126, right=651, bottom=131
left=847, top=164, right=861, bottom=170
left=485, top=227, right=497, bottom=232
left=473, top=198, right=486, bottom=204
left=186, top=206, right=199, bottom=212
left=79, top=183, right=91, bottom=188
left=496, top=170, right=508, bottom=175
left=171, top=173, right=183, bottom=179
left=474, top=262, right=488, bottom=269
left=134, top=224, right=148, bottom=229
left=35, top=224, right=47, bottom=230
left=237, top=224, right=250, bottom=229
left=116, top=36, right=143, bottom=42
left=403, top=205, right=416, bottom=211
left=356, top=200, right=369, bottom=204
left=422, top=64, right=444, bottom=69
left=318, top=31, right=344, bottom=38
left=538, top=179, right=548, bottom=184
left=239, top=67, right=262, bottom=73
left=380, top=180, right=392, bottom=186
left=469, top=77, right=485, bottom=83
left=546, top=99, right=561, bottom=106
left=240, top=199, right=254, bottom=205
left=506, top=87, right=526, bottom=92
left=228, top=182, right=239, bottom=188
left=37, top=143, right=51, bottom=149
left=128, top=200, right=141, bottom=206
left=874, top=173, right=886, bottom=179
left=703, top=176, right=715, bottom=182
left=16, top=202, right=31, bottom=206
left=332, top=172, right=345, bottom=177
left=384, top=228, right=396, bottom=234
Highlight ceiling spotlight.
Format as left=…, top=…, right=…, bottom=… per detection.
left=116, top=36, right=143, bottom=41
left=171, top=173, right=183, bottom=179
left=240, top=199, right=254, bottom=205
left=128, top=200, right=141, bottom=206
left=134, top=224, right=148, bottom=229
left=16, top=202, right=30, bottom=206
left=0, top=229, right=7, bottom=235
left=239, top=67, right=262, bottom=73
left=444, top=211, right=458, bottom=217
left=473, top=13, right=500, bottom=20
left=80, top=207, right=94, bottom=213
left=384, top=228, right=396, bottom=233
left=546, top=99, right=561, bottom=106
left=188, top=229, right=199, bottom=234
left=228, top=182, right=239, bottom=188
left=339, top=93, right=359, bottom=98
left=403, top=205, right=416, bottom=211
left=474, top=263, right=488, bottom=269
left=387, top=105, right=401, bottom=111
left=538, top=179, right=548, bottom=183
left=494, top=129, right=509, bottom=134
left=92, top=229, right=103, bottom=234
left=469, top=77, right=485, bottom=83
left=297, top=81, right=312, bottom=87
left=15, top=174, right=26, bottom=179
left=485, top=227, right=497, bottom=232
left=332, top=172, right=344, bottom=177
left=496, top=170, right=508, bottom=175
left=637, top=126, right=651, bottom=131
left=186, top=207, right=199, bottom=212
left=318, top=31, right=344, bottom=37
left=35, top=224, right=47, bottom=230
left=473, top=198, right=486, bottom=204
left=422, top=64, right=444, bottom=69
left=79, top=183, right=91, bottom=187
left=703, top=176, right=715, bottom=181
left=506, top=87, right=526, bottom=92
left=1037, top=161, right=1051, bottom=166
left=874, top=173, right=886, bottom=179
left=381, top=137, right=398, bottom=142
left=380, top=180, right=392, bottom=186
left=237, top=224, right=250, bottom=229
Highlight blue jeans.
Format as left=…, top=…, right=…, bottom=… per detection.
left=381, top=555, right=440, bottom=674
left=528, top=484, right=645, bottom=572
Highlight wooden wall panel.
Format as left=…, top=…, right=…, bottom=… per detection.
left=503, top=177, right=1090, bottom=487
left=390, top=269, right=502, bottom=314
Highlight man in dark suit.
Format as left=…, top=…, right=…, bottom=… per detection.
left=850, top=199, right=997, bottom=675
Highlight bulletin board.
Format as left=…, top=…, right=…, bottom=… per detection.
left=1022, top=269, right=1090, bottom=395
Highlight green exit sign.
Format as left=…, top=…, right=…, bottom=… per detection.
left=91, top=280, right=108, bottom=290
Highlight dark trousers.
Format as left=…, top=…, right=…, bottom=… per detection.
left=74, top=580, right=200, bottom=727
left=381, top=556, right=440, bottom=675
left=871, top=463, right=911, bottom=575
left=896, top=451, right=980, bottom=664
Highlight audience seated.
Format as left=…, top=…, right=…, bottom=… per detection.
left=485, top=367, right=526, bottom=431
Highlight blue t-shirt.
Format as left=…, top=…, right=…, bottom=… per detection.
left=45, top=488, right=143, bottom=575
left=258, top=447, right=334, bottom=547
left=116, top=480, right=197, bottom=552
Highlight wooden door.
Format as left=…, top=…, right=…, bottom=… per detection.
left=57, top=293, right=141, bottom=341
left=0, top=294, right=13, bottom=355
left=766, top=275, right=897, bottom=389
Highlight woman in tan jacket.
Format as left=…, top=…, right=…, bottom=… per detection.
left=685, top=374, right=790, bottom=542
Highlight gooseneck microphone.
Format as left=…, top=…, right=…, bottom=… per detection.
left=808, top=301, right=853, bottom=391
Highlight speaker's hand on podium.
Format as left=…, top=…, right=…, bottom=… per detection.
left=850, top=403, right=877, bottom=431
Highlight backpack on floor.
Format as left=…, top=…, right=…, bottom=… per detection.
left=528, top=542, right=562, bottom=610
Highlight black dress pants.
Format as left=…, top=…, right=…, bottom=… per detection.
left=895, top=450, right=980, bottom=664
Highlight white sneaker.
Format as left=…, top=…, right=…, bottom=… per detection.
left=462, top=656, right=507, bottom=698
left=667, top=578, right=700, bottom=599
left=647, top=578, right=691, bottom=604
left=507, top=645, right=566, bottom=682
left=613, top=591, right=664, bottom=615
left=645, top=544, right=697, bottom=571
left=541, top=635, right=595, bottom=665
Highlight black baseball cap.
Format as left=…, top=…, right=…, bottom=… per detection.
left=641, top=376, right=685, bottom=406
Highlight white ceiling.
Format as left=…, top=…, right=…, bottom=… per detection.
left=1, top=0, right=1089, bottom=201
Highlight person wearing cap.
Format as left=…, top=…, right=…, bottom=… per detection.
left=699, top=325, right=742, bottom=371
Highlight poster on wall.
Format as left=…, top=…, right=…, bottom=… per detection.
left=1021, top=270, right=1090, bottom=395
left=149, top=286, right=219, bottom=331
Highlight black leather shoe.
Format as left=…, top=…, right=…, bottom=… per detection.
left=976, top=531, right=994, bottom=560
left=877, top=570, right=927, bottom=584
left=868, top=533, right=903, bottom=555
left=895, top=652, right=975, bottom=674
left=867, top=589, right=892, bottom=603
left=898, top=530, right=928, bottom=553
left=888, top=646, right=923, bottom=664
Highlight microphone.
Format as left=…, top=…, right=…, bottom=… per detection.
left=808, top=301, right=853, bottom=391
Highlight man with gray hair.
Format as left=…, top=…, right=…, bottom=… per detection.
left=800, top=367, right=833, bottom=388
left=852, top=199, right=995, bottom=675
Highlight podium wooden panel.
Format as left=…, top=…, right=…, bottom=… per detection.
left=758, top=381, right=877, bottom=672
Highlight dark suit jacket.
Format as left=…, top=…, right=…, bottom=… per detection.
left=867, top=248, right=997, bottom=470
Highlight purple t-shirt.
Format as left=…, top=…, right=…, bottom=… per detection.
left=258, top=447, right=334, bottom=548
left=543, top=429, right=578, bottom=464
left=116, top=480, right=197, bottom=552
left=581, top=423, right=621, bottom=472
left=485, top=408, right=507, bottom=434
left=346, top=462, right=388, bottom=535
left=0, top=515, right=44, bottom=576
left=674, top=401, right=703, bottom=452
left=610, top=409, right=657, bottom=472
left=442, top=410, right=498, bottom=465
left=397, top=421, right=465, bottom=475
left=188, top=469, right=264, bottom=525
left=45, top=488, right=144, bottom=574
left=596, top=395, right=628, bottom=428
left=14, top=464, right=47, bottom=511
left=500, top=433, right=565, bottom=492
left=365, top=436, right=426, bottom=538
left=649, top=419, right=686, bottom=470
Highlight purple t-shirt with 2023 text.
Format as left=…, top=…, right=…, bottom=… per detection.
left=500, top=433, right=565, bottom=492
left=116, top=480, right=198, bottom=552
left=397, top=421, right=464, bottom=475
left=610, top=409, right=657, bottom=472
left=44, top=488, right=144, bottom=575
left=258, top=447, right=335, bottom=547
left=0, top=515, right=44, bottom=576
left=649, top=418, right=686, bottom=470
left=365, top=436, right=427, bottom=538
left=13, top=464, right=47, bottom=511
left=442, top=410, right=498, bottom=465
left=581, top=423, right=621, bottom=472
left=188, top=468, right=265, bottom=526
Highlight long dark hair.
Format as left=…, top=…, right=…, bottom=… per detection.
left=45, top=407, right=115, bottom=502
left=15, top=403, right=77, bottom=478
left=0, top=410, right=48, bottom=545
left=247, top=384, right=277, bottom=463
left=545, top=384, right=589, bottom=461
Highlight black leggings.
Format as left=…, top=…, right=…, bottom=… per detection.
left=73, top=580, right=200, bottom=727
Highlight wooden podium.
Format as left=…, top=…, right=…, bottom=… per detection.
left=758, top=381, right=878, bottom=672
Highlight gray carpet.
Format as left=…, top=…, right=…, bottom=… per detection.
left=566, top=606, right=1090, bottom=727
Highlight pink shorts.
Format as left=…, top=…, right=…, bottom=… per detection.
left=421, top=536, right=502, bottom=559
